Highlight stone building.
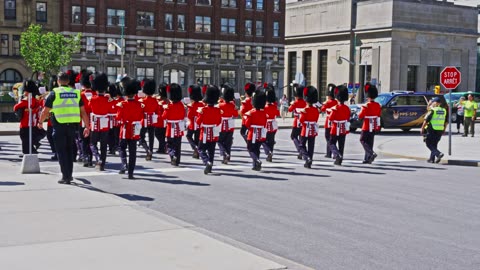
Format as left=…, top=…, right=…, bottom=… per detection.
left=285, top=0, right=479, bottom=100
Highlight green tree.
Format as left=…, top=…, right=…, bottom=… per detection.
left=20, top=24, right=81, bottom=84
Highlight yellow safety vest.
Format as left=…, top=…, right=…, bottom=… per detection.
left=51, top=87, right=81, bottom=124
left=430, top=107, right=446, bottom=131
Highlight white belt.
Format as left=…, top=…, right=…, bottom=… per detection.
left=167, top=120, right=185, bottom=137
left=251, top=125, right=266, bottom=143
left=304, top=121, right=318, bottom=136
left=221, top=117, right=235, bottom=130
left=365, top=116, right=380, bottom=132
left=333, top=120, right=348, bottom=135
left=90, top=114, right=109, bottom=131
left=144, top=112, right=158, bottom=127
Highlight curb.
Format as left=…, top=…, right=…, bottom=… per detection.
left=0, top=131, right=18, bottom=136
left=379, top=151, right=480, bottom=167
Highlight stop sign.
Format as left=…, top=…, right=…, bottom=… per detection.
left=440, top=66, right=461, bottom=89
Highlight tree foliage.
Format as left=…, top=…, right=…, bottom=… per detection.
left=20, top=24, right=81, bottom=83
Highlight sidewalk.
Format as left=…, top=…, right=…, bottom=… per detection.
left=0, top=161, right=286, bottom=270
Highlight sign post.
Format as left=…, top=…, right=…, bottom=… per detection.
left=440, top=66, right=461, bottom=156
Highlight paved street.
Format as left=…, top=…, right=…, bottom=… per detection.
left=1, top=130, right=480, bottom=269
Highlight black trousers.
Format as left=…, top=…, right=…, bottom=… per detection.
left=329, top=134, right=346, bottom=158
left=90, top=131, right=109, bottom=164
left=167, top=137, right=182, bottom=164
left=425, top=131, right=442, bottom=161
left=53, top=123, right=76, bottom=180
left=186, top=129, right=200, bottom=150
left=247, top=140, right=262, bottom=165
left=262, top=132, right=276, bottom=155
left=108, top=126, right=120, bottom=152
left=456, top=115, right=464, bottom=131
left=324, top=128, right=332, bottom=158
left=291, top=127, right=302, bottom=152
left=119, top=139, right=138, bottom=175
left=47, top=125, right=55, bottom=153
left=155, top=127, right=166, bottom=152
left=240, top=125, right=248, bottom=142
left=19, top=128, right=35, bottom=154
left=199, top=141, right=216, bottom=164
left=80, top=127, right=92, bottom=163
left=218, top=131, right=233, bottom=157
left=360, top=131, right=375, bottom=161
left=299, top=136, right=316, bottom=160
left=140, top=126, right=156, bottom=152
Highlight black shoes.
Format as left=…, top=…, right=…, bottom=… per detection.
left=171, top=156, right=179, bottom=166
left=304, top=159, right=312, bottom=169
left=266, top=153, right=273, bottom=162
left=435, top=153, right=444, bottom=163
left=119, top=167, right=126, bottom=174
left=427, top=159, right=434, bottom=163
left=145, top=152, right=153, bottom=161
left=252, top=160, right=262, bottom=171
left=222, top=155, right=229, bottom=164
left=192, top=149, right=199, bottom=159
left=58, top=178, right=71, bottom=185
left=204, top=162, right=213, bottom=175
left=334, top=156, right=343, bottom=166
left=96, top=162, right=105, bottom=171
left=128, top=174, right=135, bottom=179
left=368, top=153, right=378, bottom=164
left=50, top=154, right=58, bottom=161
left=297, top=154, right=302, bottom=160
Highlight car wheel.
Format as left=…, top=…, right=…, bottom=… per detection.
left=401, top=128, right=411, bottom=132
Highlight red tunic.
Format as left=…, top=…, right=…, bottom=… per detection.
left=196, top=105, right=222, bottom=143
left=157, top=99, right=169, bottom=128
left=358, top=101, right=382, bottom=132
left=245, top=109, right=267, bottom=142
left=219, top=101, right=238, bottom=132
left=80, top=89, right=97, bottom=115
left=14, top=98, right=39, bottom=128
left=288, top=98, right=307, bottom=128
left=109, top=97, right=122, bottom=127
left=117, top=99, right=144, bottom=140
left=329, top=104, right=351, bottom=136
left=162, top=101, right=186, bottom=138
left=321, top=99, right=339, bottom=128
left=240, top=97, right=253, bottom=126
left=299, top=106, right=320, bottom=137
left=89, top=94, right=112, bottom=132
left=187, top=101, right=205, bottom=130
left=140, top=96, right=162, bottom=127
left=264, top=102, right=280, bottom=133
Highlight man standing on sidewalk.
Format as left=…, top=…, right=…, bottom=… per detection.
left=462, top=94, right=477, bottom=137
left=37, top=72, right=90, bottom=184
left=421, top=97, right=447, bottom=163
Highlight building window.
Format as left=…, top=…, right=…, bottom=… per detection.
left=220, top=70, right=236, bottom=85
left=1, top=35, right=8, bottom=56
left=272, top=72, right=279, bottom=88
left=195, top=43, right=211, bottom=59
left=178, top=15, right=185, bottom=31
left=196, top=0, right=211, bottom=5
left=407, top=65, right=418, bottom=91
left=288, top=52, right=297, bottom=93
left=165, top=13, right=173, bottom=30
left=274, top=0, right=280, bottom=12
left=86, top=37, right=95, bottom=54
left=72, top=6, right=81, bottom=24
left=195, top=69, right=211, bottom=85
left=273, top=47, right=279, bottom=62
left=72, top=66, right=81, bottom=73
left=256, top=0, right=264, bottom=10
left=12, top=35, right=20, bottom=56
left=178, top=0, right=186, bottom=3
left=107, top=67, right=122, bottom=83
left=164, top=41, right=173, bottom=55
left=0, top=69, right=22, bottom=92
left=107, top=38, right=122, bottom=55
left=164, top=69, right=185, bottom=85
left=176, top=42, right=185, bottom=55
left=221, top=18, right=236, bottom=34
left=245, top=46, right=252, bottom=61
left=273, top=21, right=280, bottom=37
left=86, top=7, right=95, bottom=25
left=256, top=46, right=263, bottom=61
left=107, top=9, right=125, bottom=26
left=256, top=71, right=263, bottom=83
left=244, top=71, right=252, bottom=84
left=137, top=40, right=154, bottom=56
left=195, top=16, right=211, bottom=33
left=246, top=0, right=253, bottom=9
left=4, top=0, right=16, bottom=20
left=36, top=2, right=47, bottom=22
left=245, top=20, right=253, bottom=36
left=221, top=0, right=237, bottom=8
left=256, top=21, right=263, bottom=36
left=137, top=68, right=154, bottom=81
left=137, top=12, right=154, bottom=28
left=427, top=66, right=441, bottom=91
left=86, top=66, right=96, bottom=73
left=303, top=51, right=312, bottom=85
left=318, top=50, right=328, bottom=97
left=221, top=45, right=235, bottom=60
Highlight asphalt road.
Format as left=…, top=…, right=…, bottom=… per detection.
left=1, top=130, right=479, bottom=270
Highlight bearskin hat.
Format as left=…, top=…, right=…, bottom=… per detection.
left=80, top=70, right=93, bottom=88
left=221, top=83, right=235, bottom=102
left=294, top=84, right=304, bottom=98
left=205, top=85, right=220, bottom=105
left=263, top=82, right=275, bottom=92
left=142, top=79, right=156, bottom=96
left=365, top=82, right=378, bottom=99
left=158, top=83, right=168, bottom=98
left=266, top=88, right=276, bottom=104
left=108, top=83, right=120, bottom=98
left=23, top=80, right=39, bottom=96
left=48, top=75, right=59, bottom=91
left=168, top=83, right=182, bottom=102
left=89, top=72, right=109, bottom=93
left=334, top=85, right=349, bottom=103
left=327, top=83, right=336, bottom=98
left=244, top=82, right=256, bottom=97
left=65, top=69, right=77, bottom=87
left=188, top=84, right=203, bottom=102
left=304, top=86, right=319, bottom=104
left=124, top=79, right=141, bottom=96
left=252, top=90, right=267, bottom=110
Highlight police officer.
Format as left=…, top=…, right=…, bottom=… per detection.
left=420, top=97, right=447, bottom=163
left=38, top=71, right=90, bottom=184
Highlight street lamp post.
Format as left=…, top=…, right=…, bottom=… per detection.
left=108, top=25, right=125, bottom=76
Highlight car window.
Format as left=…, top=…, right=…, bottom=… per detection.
left=409, top=96, right=427, bottom=106
left=375, top=95, right=389, bottom=106
left=391, top=96, right=408, bottom=106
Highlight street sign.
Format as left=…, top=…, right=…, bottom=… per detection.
left=440, top=66, right=461, bottom=90
left=354, top=83, right=360, bottom=89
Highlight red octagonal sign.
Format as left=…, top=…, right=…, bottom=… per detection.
left=440, top=66, right=461, bottom=90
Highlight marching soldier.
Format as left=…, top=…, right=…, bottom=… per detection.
left=14, top=80, right=40, bottom=155
left=262, top=84, right=280, bottom=162
left=117, top=80, right=143, bottom=179
left=240, top=83, right=255, bottom=142
left=421, top=97, right=447, bottom=163
left=218, top=84, right=238, bottom=164
left=299, top=86, right=320, bottom=168
left=79, top=70, right=96, bottom=167
left=288, top=84, right=307, bottom=159
left=155, top=83, right=169, bottom=154
left=244, top=90, right=268, bottom=171
left=358, top=83, right=381, bottom=164
left=162, top=83, right=186, bottom=166
left=186, top=84, right=205, bottom=159
left=196, top=85, right=222, bottom=174
left=107, top=83, right=122, bottom=155
left=329, top=85, right=351, bottom=165
left=139, top=79, right=159, bottom=160
left=320, top=84, right=338, bottom=158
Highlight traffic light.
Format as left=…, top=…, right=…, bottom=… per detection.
left=434, top=85, right=440, bottom=94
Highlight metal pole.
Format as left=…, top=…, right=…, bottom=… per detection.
left=448, top=89, right=452, bottom=155
left=28, top=93, right=32, bottom=155
left=121, top=25, right=124, bottom=75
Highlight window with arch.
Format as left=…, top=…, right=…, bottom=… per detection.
left=163, top=69, right=186, bottom=86
left=0, top=69, right=23, bottom=97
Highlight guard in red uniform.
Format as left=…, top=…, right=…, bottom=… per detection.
left=288, top=85, right=307, bottom=159
left=329, top=85, right=351, bottom=165
left=88, top=72, right=112, bottom=171
left=162, top=83, right=186, bottom=166
left=218, top=84, right=238, bottom=164
left=186, top=85, right=205, bottom=159
left=139, top=79, right=159, bottom=160
left=107, top=83, right=122, bottom=155
left=196, top=85, right=222, bottom=174
left=299, top=86, right=320, bottom=168
left=155, top=83, right=169, bottom=154
left=320, top=84, right=338, bottom=158
left=244, top=90, right=268, bottom=171
left=79, top=70, right=96, bottom=167
left=262, top=83, right=280, bottom=162
left=14, top=80, right=40, bottom=155
left=117, top=80, right=143, bottom=179
left=358, top=83, right=381, bottom=164
left=240, top=83, right=255, bottom=142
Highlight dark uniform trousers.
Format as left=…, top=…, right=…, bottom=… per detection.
left=81, top=127, right=92, bottom=164
left=324, top=128, right=332, bottom=158
left=360, top=131, right=375, bottom=161
left=53, top=123, right=76, bottom=180
left=426, top=131, right=442, bottom=161
left=329, top=135, right=346, bottom=158
left=47, top=125, right=55, bottom=154
left=240, top=125, right=248, bottom=142
left=199, top=141, right=216, bottom=164
left=290, top=127, right=302, bottom=152
left=262, top=132, right=276, bottom=155
left=247, top=140, right=262, bottom=165
left=140, top=127, right=156, bottom=152
left=108, top=127, right=120, bottom=153
left=218, top=131, right=234, bottom=158
left=19, top=128, right=34, bottom=154
left=90, top=131, right=109, bottom=164
left=300, top=136, right=316, bottom=160
left=186, top=129, right=200, bottom=150
left=119, top=139, right=138, bottom=175
left=155, top=127, right=166, bottom=153
left=167, top=137, right=182, bottom=164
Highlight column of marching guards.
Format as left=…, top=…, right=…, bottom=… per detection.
left=27, top=69, right=384, bottom=180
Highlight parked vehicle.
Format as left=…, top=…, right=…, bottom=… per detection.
left=348, top=104, right=362, bottom=132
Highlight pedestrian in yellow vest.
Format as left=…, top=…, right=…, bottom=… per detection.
left=462, top=94, right=477, bottom=137
left=421, top=97, right=447, bottom=163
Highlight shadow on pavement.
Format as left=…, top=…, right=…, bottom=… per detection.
left=219, top=172, right=288, bottom=181
left=262, top=170, right=331, bottom=178
left=315, top=165, right=386, bottom=175
left=369, top=162, right=447, bottom=171
left=136, top=175, right=210, bottom=186
left=0, top=181, right=25, bottom=186
left=75, top=184, right=155, bottom=202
